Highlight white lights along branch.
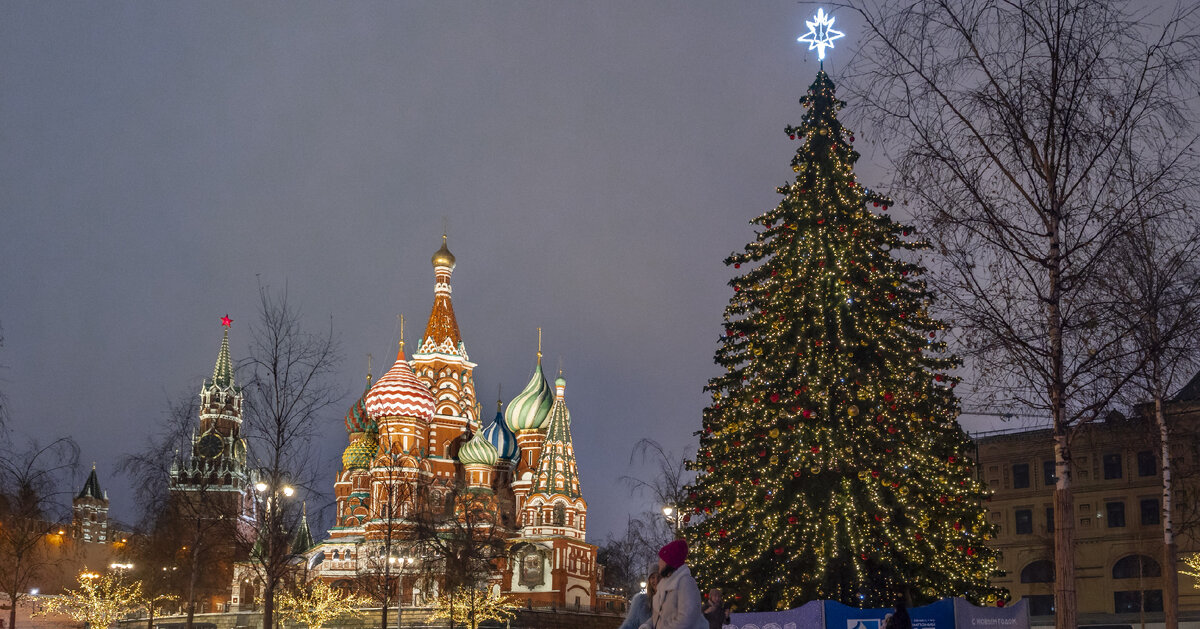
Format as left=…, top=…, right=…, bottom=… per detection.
left=797, top=8, right=844, bottom=62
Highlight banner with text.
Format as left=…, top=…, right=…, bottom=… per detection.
left=727, top=599, right=824, bottom=629
left=953, top=598, right=1029, bottom=629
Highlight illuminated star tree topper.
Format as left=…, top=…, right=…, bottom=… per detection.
left=797, top=8, right=844, bottom=62
left=221, top=314, right=233, bottom=328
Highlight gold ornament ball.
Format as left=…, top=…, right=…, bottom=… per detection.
left=769, top=428, right=780, bottom=438
left=847, top=404, right=859, bottom=417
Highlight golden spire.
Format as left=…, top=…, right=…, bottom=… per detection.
left=366, top=353, right=373, bottom=386
left=397, top=314, right=406, bottom=358
left=537, top=327, right=543, bottom=363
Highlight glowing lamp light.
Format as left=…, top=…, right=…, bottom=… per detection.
left=797, top=8, right=844, bottom=62
left=282, top=485, right=295, bottom=497
left=662, top=506, right=675, bottom=517
left=255, top=482, right=268, bottom=492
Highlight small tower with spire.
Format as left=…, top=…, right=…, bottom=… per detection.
left=520, top=373, right=587, bottom=539
left=72, top=464, right=110, bottom=543
left=171, top=317, right=256, bottom=538
left=411, top=235, right=480, bottom=478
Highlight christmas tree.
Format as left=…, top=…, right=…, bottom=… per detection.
left=682, top=67, right=1004, bottom=609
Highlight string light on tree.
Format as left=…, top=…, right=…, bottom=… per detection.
left=682, top=12, right=1005, bottom=610
left=796, top=8, right=844, bottom=62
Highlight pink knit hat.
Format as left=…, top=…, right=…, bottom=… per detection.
left=658, top=539, right=688, bottom=568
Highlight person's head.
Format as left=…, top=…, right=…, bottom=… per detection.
left=708, top=588, right=723, bottom=605
left=646, top=569, right=660, bottom=597
left=657, top=539, right=688, bottom=578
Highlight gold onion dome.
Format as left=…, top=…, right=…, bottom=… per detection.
left=365, top=347, right=436, bottom=420
left=432, top=235, right=456, bottom=268
left=342, top=434, right=378, bottom=470
left=504, top=357, right=554, bottom=432
left=458, top=430, right=499, bottom=466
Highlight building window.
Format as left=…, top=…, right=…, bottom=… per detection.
left=1137, top=450, right=1157, bottom=477
left=553, top=503, right=566, bottom=526
left=1025, top=595, right=1055, bottom=616
left=1106, top=502, right=1125, bottom=528
left=1046, top=507, right=1054, bottom=533
left=1113, top=554, right=1161, bottom=579
left=1103, top=453, right=1123, bottom=480
left=1020, top=560, right=1055, bottom=583
left=1141, top=498, right=1160, bottom=525
left=1043, top=460, right=1056, bottom=486
left=1114, top=590, right=1163, bottom=613
left=1015, top=509, right=1033, bottom=535
left=1013, top=463, right=1030, bottom=489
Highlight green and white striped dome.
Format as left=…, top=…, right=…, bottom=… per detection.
left=504, top=359, right=554, bottom=432
left=458, top=431, right=499, bottom=466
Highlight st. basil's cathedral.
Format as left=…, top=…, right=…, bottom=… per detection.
left=284, top=237, right=597, bottom=608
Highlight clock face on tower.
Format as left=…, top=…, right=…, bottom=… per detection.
left=197, top=433, right=223, bottom=459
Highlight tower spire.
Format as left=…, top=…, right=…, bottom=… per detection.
left=419, top=235, right=464, bottom=357
left=210, top=316, right=235, bottom=389
left=537, top=327, right=542, bottom=363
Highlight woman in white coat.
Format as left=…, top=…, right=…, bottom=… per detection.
left=639, top=539, right=709, bottom=629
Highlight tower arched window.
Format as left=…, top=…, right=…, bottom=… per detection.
left=554, top=503, right=566, bottom=526
left=1113, top=555, right=1161, bottom=579
left=536, top=509, right=543, bottom=525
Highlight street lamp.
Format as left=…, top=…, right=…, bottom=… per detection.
left=662, top=505, right=683, bottom=531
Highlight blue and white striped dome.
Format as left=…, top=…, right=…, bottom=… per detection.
left=483, top=405, right=519, bottom=463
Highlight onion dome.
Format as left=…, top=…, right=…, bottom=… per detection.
left=344, top=378, right=375, bottom=434
left=342, top=434, right=378, bottom=470
left=432, top=234, right=456, bottom=268
left=505, top=357, right=554, bottom=432
left=365, top=346, right=436, bottom=420
left=483, top=402, right=519, bottom=463
left=458, top=430, right=499, bottom=466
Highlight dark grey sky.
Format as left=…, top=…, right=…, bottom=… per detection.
left=0, top=2, right=1010, bottom=541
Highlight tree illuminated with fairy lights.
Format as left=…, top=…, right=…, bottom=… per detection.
left=682, top=10, right=1004, bottom=610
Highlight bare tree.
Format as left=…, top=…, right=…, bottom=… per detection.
left=408, top=479, right=507, bottom=629
left=352, top=443, right=418, bottom=629
left=120, top=387, right=245, bottom=629
left=619, top=439, right=692, bottom=550
left=841, top=0, right=1200, bottom=624
left=240, top=285, right=341, bottom=629
left=1106, top=212, right=1200, bottom=627
left=0, top=436, right=79, bottom=629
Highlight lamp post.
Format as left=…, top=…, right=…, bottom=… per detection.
left=662, top=505, right=683, bottom=531
left=255, top=478, right=295, bottom=629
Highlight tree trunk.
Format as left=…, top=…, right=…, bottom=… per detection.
left=1049, top=223, right=1076, bottom=629
left=262, top=578, right=273, bottom=629
left=186, top=543, right=200, bottom=629
left=9, top=593, right=18, bottom=629
left=1053, top=438, right=1076, bottom=629
left=147, top=605, right=154, bottom=629
left=380, top=559, right=390, bottom=629
left=1157, top=391, right=1179, bottom=629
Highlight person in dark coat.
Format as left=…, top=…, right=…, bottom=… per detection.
left=702, top=588, right=730, bottom=629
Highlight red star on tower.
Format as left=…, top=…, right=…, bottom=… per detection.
left=220, top=314, right=233, bottom=328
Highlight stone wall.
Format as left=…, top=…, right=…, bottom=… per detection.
left=118, top=606, right=624, bottom=629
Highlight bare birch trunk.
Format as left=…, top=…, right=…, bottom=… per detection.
left=1157, top=390, right=1179, bottom=629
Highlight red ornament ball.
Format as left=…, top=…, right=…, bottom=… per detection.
left=734, top=263, right=741, bottom=268
left=774, top=547, right=784, bottom=555
left=997, top=601, right=1005, bottom=608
